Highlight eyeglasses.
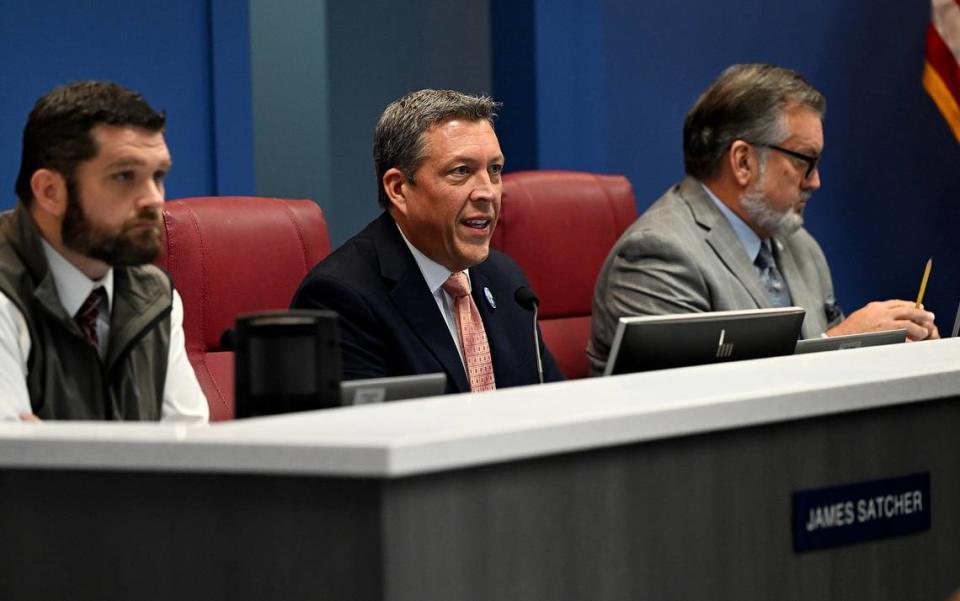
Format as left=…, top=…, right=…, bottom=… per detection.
left=757, top=143, right=821, bottom=180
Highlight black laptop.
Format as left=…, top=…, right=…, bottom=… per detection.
left=603, top=307, right=806, bottom=376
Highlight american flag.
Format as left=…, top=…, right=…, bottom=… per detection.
left=925, top=0, right=960, bottom=142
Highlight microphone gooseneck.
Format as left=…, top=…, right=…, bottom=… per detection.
left=514, top=286, right=544, bottom=384
left=514, top=286, right=539, bottom=311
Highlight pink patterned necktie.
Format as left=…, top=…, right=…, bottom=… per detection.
left=442, top=272, right=496, bottom=392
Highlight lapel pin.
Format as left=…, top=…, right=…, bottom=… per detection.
left=484, top=287, right=496, bottom=309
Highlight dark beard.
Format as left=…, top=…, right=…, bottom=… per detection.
left=61, top=181, right=162, bottom=266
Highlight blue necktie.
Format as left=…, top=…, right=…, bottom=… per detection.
left=754, top=241, right=793, bottom=308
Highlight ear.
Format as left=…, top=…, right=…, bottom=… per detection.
left=30, top=169, right=68, bottom=218
left=728, top=140, right=756, bottom=188
left=382, top=167, right=409, bottom=216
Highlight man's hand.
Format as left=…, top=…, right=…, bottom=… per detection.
left=826, top=299, right=939, bottom=341
left=18, top=413, right=40, bottom=422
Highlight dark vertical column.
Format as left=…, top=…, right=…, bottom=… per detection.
left=324, top=0, right=494, bottom=245
left=249, top=0, right=332, bottom=213
left=209, top=0, right=256, bottom=195
left=250, top=0, right=492, bottom=246
left=490, top=0, right=539, bottom=173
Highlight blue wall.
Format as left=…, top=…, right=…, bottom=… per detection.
left=3, top=2, right=957, bottom=325
left=494, top=0, right=960, bottom=323
left=0, top=0, right=254, bottom=206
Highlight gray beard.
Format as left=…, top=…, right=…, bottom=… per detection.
left=740, top=184, right=806, bottom=237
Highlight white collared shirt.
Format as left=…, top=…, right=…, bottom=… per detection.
left=396, top=225, right=467, bottom=368
left=41, top=239, right=113, bottom=360
left=0, top=242, right=209, bottom=423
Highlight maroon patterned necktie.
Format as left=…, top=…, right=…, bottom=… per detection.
left=442, top=272, right=496, bottom=392
left=75, top=287, right=106, bottom=350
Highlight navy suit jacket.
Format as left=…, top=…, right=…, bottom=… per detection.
left=291, top=212, right=564, bottom=393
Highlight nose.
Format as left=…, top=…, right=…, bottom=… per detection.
left=141, top=179, right=165, bottom=210
left=804, top=165, right=821, bottom=190
left=470, top=170, right=500, bottom=202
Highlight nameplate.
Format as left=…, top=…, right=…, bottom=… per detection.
left=792, top=472, right=930, bottom=552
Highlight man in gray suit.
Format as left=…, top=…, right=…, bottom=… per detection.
left=588, top=64, right=938, bottom=375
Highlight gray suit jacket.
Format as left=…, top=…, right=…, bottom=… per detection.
left=587, top=177, right=843, bottom=375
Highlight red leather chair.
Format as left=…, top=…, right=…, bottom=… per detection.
left=156, top=197, right=331, bottom=420
left=492, top=171, right=637, bottom=379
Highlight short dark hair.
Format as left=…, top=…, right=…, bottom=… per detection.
left=373, top=89, right=499, bottom=209
left=15, top=81, right=166, bottom=204
left=682, top=64, right=826, bottom=181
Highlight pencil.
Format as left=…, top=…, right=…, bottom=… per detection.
left=915, top=257, right=932, bottom=308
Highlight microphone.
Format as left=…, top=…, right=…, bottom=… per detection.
left=220, top=327, right=236, bottom=351
left=514, top=286, right=544, bottom=384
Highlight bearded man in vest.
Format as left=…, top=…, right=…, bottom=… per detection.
left=0, top=81, right=208, bottom=422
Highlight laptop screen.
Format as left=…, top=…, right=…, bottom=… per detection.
left=952, top=301, right=960, bottom=338
left=340, top=373, right=447, bottom=405
left=794, top=329, right=907, bottom=354
left=604, top=307, right=805, bottom=376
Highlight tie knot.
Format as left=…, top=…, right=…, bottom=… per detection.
left=754, top=241, right=776, bottom=270
left=76, top=286, right=107, bottom=321
left=442, top=271, right=471, bottom=298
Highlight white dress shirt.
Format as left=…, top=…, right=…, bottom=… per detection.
left=397, top=225, right=467, bottom=369
left=0, top=241, right=209, bottom=423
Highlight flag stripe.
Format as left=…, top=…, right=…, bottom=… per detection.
left=931, top=0, right=960, bottom=60
left=927, top=22, right=960, bottom=103
left=927, top=0, right=960, bottom=141
left=924, top=62, right=960, bottom=142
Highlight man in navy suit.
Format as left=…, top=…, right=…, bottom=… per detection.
left=292, top=89, right=563, bottom=393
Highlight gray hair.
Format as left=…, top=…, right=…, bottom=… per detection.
left=682, top=64, right=825, bottom=181
left=373, top=89, right=500, bottom=209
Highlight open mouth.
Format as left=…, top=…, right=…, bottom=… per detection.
left=461, top=217, right=492, bottom=231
